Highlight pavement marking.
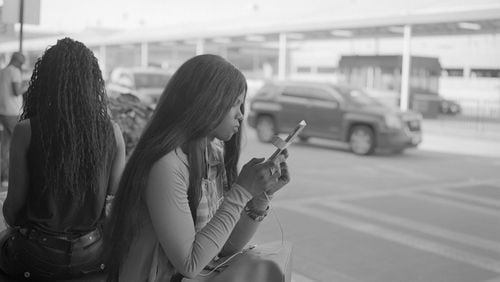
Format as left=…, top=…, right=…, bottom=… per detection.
left=281, top=203, right=500, bottom=274
left=374, top=164, right=437, bottom=181
left=318, top=201, right=500, bottom=254
left=430, top=188, right=500, bottom=209
left=407, top=192, right=500, bottom=217
left=275, top=178, right=500, bottom=207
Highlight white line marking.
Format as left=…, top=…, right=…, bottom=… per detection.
left=431, top=188, right=500, bottom=208
left=375, top=164, right=437, bottom=181
left=319, top=201, right=500, bottom=253
left=282, top=203, right=500, bottom=274
left=275, top=178, right=500, bottom=207
left=406, top=192, right=499, bottom=217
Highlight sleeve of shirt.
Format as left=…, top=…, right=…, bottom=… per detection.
left=145, top=151, right=252, bottom=279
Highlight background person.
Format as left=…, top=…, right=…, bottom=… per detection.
left=0, top=52, right=25, bottom=187
left=105, top=54, right=290, bottom=281
left=0, top=38, right=126, bottom=280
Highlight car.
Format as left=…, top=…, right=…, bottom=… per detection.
left=439, top=98, right=461, bottom=115
left=106, top=67, right=171, bottom=107
left=246, top=80, right=423, bottom=155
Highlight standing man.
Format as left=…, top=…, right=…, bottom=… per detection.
left=0, top=52, right=25, bottom=187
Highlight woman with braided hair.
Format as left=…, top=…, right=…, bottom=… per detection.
left=0, top=37, right=126, bottom=280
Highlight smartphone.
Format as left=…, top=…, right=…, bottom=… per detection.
left=268, top=120, right=307, bottom=162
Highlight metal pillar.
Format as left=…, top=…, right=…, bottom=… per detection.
left=278, top=33, right=287, bottom=80
left=19, top=0, right=24, bottom=53
left=141, top=42, right=149, bottom=67
left=400, top=25, right=412, bottom=111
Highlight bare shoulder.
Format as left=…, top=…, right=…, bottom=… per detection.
left=110, top=121, right=125, bottom=147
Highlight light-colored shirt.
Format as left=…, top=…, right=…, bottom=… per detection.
left=0, top=65, right=23, bottom=116
left=119, top=145, right=254, bottom=281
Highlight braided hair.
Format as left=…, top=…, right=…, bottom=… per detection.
left=21, top=37, right=114, bottom=204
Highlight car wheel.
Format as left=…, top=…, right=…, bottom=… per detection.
left=255, top=116, right=276, bottom=143
left=349, top=125, right=375, bottom=155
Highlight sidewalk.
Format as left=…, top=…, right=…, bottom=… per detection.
left=420, top=117, right=500, bottom=158
left=423, top=116, right=500, bottom=142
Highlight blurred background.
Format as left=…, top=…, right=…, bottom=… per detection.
left=1, top=1, right=500, bottom=281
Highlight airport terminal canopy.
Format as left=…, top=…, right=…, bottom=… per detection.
left=0, top=0, right=499, bottom=50
left=338, top=56, right=441, bottom=74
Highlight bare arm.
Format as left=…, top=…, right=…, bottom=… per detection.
left=108, top=122, right=126, bottom=195
left=10, top=66, right=23, bottom=97
left=11, top=81, right=22, bottom=97
left=3, top=120, right=30, bottom=226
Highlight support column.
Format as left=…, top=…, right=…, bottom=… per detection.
left=400, top=25, right=412, bottom=111
left=141, top=42, right=149, bottom=67
left=278, top=33, right=287, bottom=80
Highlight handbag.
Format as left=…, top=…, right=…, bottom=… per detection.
left=178, top=241, right=293, bottom=282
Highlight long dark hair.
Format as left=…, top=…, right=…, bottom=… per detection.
left=21, top=37, right=113, bottom=204
left=105, top=54, right=247, bottom=279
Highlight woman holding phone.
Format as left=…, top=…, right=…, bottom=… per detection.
left=105, top=54, right=291, bottom=281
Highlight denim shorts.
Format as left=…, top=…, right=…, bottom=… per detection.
left=0, top=227, right=106, bottom=281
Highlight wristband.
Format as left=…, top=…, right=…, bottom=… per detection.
left=244, top=205, right=268, bottom=222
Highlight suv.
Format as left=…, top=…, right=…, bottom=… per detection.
left=106, top=67, right=171, bottom=107
left=247, top=80, right=422, bottom=155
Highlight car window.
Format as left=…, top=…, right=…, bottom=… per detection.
left=335, top=86, right=382, bottom=107
left=308, top=88, right=336, bottom=102
left=283, top=86, right=336, bottom=102
left=116, top=73, right=134, bottom=88
left=254, top=84, right=278, bottom=99
left=282, top=86, right=310, bottom=99
left=134, top=73, right=170, bottom=89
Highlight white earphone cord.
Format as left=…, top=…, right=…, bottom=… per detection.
left=200, top=194, right=286, bottom=278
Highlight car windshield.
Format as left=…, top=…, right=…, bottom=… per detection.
left=134, top=73, right=170, bottom=89
left=335, top=86, right=384, bottom=107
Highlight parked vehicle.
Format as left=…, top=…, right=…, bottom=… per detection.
left=247, top=80, right=422, bottom=155
left=439, top=98, right=461, bottom=115
left=106, top=67, right=171, bottom=107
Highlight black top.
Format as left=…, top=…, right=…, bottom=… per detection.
left=23, top=118, right=116, bottom=236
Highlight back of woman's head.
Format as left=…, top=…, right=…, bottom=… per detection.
left=22, top=37, right=113, bottom=202
left=105, top=54, right=247, bottom=279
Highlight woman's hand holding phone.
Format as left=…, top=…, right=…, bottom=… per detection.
left=237, top=158, right=282, bottom=197
left=265, top=149, right=290, bottom=196
left=237, top=120, right=305, bottom=197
